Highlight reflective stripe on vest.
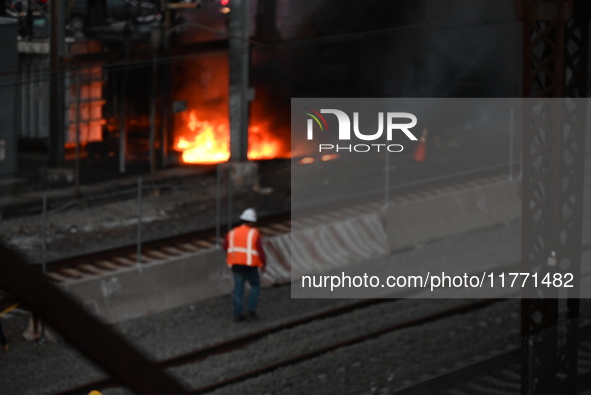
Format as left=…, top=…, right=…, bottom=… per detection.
left=227, top=226, right=261, bottom=266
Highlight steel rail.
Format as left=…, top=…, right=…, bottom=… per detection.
left=53, top=298, right=392, bottom=395
left=190, top=299, right=501, bottom=394
left=43, top=167, right=510, bottom=276
left=55, top=298, right=500, bottom=395
left=392, top=322, right=591, bottom=394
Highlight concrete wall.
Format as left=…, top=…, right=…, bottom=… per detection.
left=62, top=248, right=231, bottom=323
left=386, top=179, right=521, bottom=250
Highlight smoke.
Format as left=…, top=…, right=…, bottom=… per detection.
left=268, top=0, right=520, bottom=98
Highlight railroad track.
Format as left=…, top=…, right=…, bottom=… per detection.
left=43, top=168, right=513, bottom=284
left=50, top=240, right=591, bottom=394
left=392, top=321, right=591, bottom=395
left=43, top=211, right=292, bottom=283
left=54, top=298, right=502, bottom=395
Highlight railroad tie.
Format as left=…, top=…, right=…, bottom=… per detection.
left=77, top=264, right=105, bottom=276
left=176, top=243, right=200, bottom=252
left=146, top=250, right=171, bottom=260
left=161, top=246, right=185, bottom=256
left=95, top=260, right=122, bottom=270
left=429, top=188, right=447, bottom=195
left=367, top=201, right=383, bottom=209
left=310, top=214, right=333, bottom=223
left=405, top=193, right=421, bottom=200
left=341, top=207, right=365, bottom=216
left=129, top=254, right=154, bottom=264
left=59, top=267, right=84, bottom=279
left=440, top=186, right=456, bottom=193
left=112, top=257, right=135, bottom=267
left=288, top=221, right=306, bottom=231
left=192, top=240, right=214, bottom=249
left=258, top=226, right=281, bottom=236
left=298, top=217, right=322, bottom=227
left=46, top=272, right=69, bottom=283
left=322, top=212, right=345, bottom=221
left=269, top=223, right=291, bottom=233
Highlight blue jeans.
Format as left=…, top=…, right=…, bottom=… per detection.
left=232, top=265, right=260, bottom=318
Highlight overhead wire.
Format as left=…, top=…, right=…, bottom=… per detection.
left=0, top=16, right=517, bottom=89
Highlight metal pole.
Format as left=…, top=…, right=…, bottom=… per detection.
left=136, top=177, right=142, bottom=270
left=228, top=0, right=250, bottom=161
left=160, top=3, right=172, bottom=166
left=42, top=195, right=47, bottom=274
left=227, top=164, right=232, bottom=233
left=149, top=56, right=157, bottom=174
left=159, top=64, right=169, bottom=167
left=385, top=151, right=390, bottom=208
left=49, top=0, right=65, bottom=167
left=119, top=35, right=129, bottom=174
left=509, top=108, right=514, bottom=180
left=216, top=164, right=221, bottom=246
left=519, top=119, right=523, bottom=180
left=75, top=69, right=81, bottom=196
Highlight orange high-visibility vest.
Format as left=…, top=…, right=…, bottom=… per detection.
left=226, top=225, right=263, bottom=267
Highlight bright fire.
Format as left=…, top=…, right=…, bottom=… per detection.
left=175, top=111, right=285, bottom=164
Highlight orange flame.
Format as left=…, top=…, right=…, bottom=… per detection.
left=174, top=111, right=285, bottom=164
left=299, top=157, right=315, bottom=164
left=248, top=125, right=283, bottom=160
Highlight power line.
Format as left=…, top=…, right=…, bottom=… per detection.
left=0, top=16, right=518, bottom=89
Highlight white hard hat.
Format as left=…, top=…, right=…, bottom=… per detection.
left=240, top=208, right=257, bottom=222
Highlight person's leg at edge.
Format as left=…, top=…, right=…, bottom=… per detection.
left=233, top=268, right=246, bottom=319
left=246, top=268, right=261, bottom=314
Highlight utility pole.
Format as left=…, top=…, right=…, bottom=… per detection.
left=119, top=24, right=131, bottom=174
left=160, top=0, right=172, bottom=167
left=228, top=0, right=250, bottom=162
left=49, top=0, right=66, bottom=167
left=149, top=53, right=157, bottom=174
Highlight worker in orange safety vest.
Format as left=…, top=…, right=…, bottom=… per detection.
left=223, top=208, right=267, bottom=322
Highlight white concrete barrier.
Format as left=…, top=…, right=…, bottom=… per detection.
left=386, top=180, right=521, bottom=250
left=263, top=210, right=390, bottom=284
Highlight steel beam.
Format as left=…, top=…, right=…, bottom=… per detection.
left=228, top=0, right=250, bottom=161
left=49, top=0, right=66, bottom=167
left=516, top=0, right=589, bottom=393
left=0, top=242, right=190, bottom=394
